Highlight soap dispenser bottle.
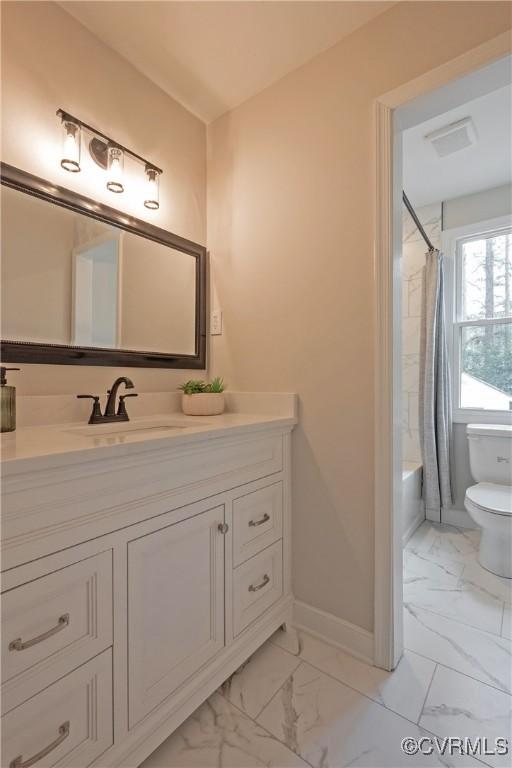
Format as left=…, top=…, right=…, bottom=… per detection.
left=1, top=367, right=20, bottom=433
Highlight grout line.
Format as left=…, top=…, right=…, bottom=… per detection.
left=403, top=631, right=511, bottom=696
left=274, top=622, right=509, bottom=718
left=220, top=661, right=316, bottom=768
left=456, top=562, right=467, bottom=588
left=252, top=655, right=302, bottom=722
left=270, top=633, right=437, bottom=729
left=405, top=599, right=506, bottom=640
left=260, top=652, right=440, bottom=734
left=238, top=641, right=497, bottom=756
left=231, top=670, right=494, bottom=768
left=215, top=680, right=315, bottom=768
left=220, top=631, right=507, bottom=768
left=209, top=654, right=493, bottom=768
left=221, top=657, right=498, bottom=768
left=254, top=661, right=306, bottom=723
left=405, top=597, right=504, bottom=637
left=433, top=659, right=512, bottom=699
left=416, top=720, right=498, bottom=768
left=416, top=663, right=437, bottom=724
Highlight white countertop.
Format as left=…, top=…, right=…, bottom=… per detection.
left=1, top=396, right=297, bottom=476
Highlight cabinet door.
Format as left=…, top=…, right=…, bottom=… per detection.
left=128, top=505, right=225, bottom=727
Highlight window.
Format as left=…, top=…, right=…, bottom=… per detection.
left=454, top=226, right=512, bottom=417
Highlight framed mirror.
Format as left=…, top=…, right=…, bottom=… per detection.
left=0, top=163, right=206, bottom=368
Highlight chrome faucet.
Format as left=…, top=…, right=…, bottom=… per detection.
left=77, top=376, right=138, bottom=424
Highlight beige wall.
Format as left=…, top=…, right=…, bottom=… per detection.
left=1, top=1, right=206, bottom=395
left=207, top=1, right=512, bottom=632
left=2, top=0, right=511, bottom=633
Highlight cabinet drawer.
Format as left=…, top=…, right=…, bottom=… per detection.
left=1, top=551, right=112, bottom=714
left=232, top=482, right=283, bottom=567
left=233, top=541, right=283, bottom=637
left=1, top=649, right=113, bottom=768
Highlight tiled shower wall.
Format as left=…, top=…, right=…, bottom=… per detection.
left=402, top=203, right=442, bottom=463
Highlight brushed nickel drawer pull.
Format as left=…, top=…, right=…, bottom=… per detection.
left=249, top=513, right=270, bottom=527
left=248, top=574, right=270, bottom=592
left=10, top=721, right=70, bottom=768
left=9, top=614, right=70, bottom=652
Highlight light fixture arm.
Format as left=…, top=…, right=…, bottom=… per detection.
left=56, top=109, right=163, bottom=175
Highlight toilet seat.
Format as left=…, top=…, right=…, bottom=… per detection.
left=465, top=482, right=512, bottom=517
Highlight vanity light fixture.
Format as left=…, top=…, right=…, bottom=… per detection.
left=107, top=146, right=124, bottom=194
left=56, top=109, right=163, bottom=208
left=60, top=115, right=81, bottom=172
left=144, top=165, right=160, bottom=210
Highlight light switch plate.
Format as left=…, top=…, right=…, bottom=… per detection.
left=211, top=310, right=223, bottom=335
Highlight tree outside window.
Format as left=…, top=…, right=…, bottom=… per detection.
left=458, top=230, right=512, bottom=410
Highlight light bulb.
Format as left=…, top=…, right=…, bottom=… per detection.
left=144, top=166, right=160, bottom=210
left=60, top=119, right=81, bottom=172
left=107, top=146, right=124, bottom=193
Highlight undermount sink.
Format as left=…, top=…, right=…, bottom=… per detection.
left=67, top=418, right=209, bottom=439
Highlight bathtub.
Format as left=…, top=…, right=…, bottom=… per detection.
left=402, top=461, right=424, bottom=544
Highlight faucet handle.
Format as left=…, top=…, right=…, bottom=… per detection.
left=77, top=395, right=103, bottom=424
left=118, top=393, right=138, bottom=418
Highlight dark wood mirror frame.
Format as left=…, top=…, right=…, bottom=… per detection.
left=0, top=163, right=207, bottom=369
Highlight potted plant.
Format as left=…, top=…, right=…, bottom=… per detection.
left=179, top=377, right=226, bottom=416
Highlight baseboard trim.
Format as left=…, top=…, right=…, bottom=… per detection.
left=441, top=506, right=476, bottom=530
left=293, top=600, right=374, bottom=665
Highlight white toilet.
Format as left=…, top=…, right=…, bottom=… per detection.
left=465, top=424, right=512, bottom=578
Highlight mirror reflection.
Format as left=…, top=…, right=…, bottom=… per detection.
left=1, top=185, right=197, bottom=355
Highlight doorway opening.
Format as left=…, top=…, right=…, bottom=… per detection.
left=397, top=56, right=511, bottom=698
left=374, top=35, right=512, bottom=675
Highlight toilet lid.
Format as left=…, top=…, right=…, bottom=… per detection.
left=466, top=483, right=512, bottom=516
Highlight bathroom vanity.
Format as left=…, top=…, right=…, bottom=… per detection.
left=1, top=399, right=296, bottom=767
left=0, top=163, right=296, bottom=767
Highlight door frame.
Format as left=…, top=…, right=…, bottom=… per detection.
left=373, top=31, right=510, bottom=671
left=71, top=230, right=123, bottom=348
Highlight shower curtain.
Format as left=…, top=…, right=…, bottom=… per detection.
left=419, top=249, right=454, bottom=518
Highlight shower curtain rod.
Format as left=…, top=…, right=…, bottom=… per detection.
left=402, top=191, right=435, bottom=252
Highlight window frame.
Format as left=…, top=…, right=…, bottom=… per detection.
left=442, top=215, right=512, bottom=425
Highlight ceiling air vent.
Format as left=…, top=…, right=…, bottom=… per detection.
left=425, top=117, right=476, bottom=158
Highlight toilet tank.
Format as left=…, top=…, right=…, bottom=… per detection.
left=467, top=424, right=512, bottom=484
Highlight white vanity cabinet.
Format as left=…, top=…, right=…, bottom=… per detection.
left=1, top=418, right=294, bottom=768
left=128, top=504, right=226, bottom=727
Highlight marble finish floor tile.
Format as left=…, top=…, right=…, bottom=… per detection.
left=404, top=522, right=509, bottom=637
left=406, top=522, right=479, bottom=565
left=220, top=640, right=301, bottom=719
left=257, top=661, right=481, bottom=768
left=271, top=627, right=435, bottom=723
left=403, top=549, right=464, bottom=585
left=139, top=692, right=309, bottom=768
left=458, top=561, right=512, bottom=606
left=404, top=603, right=512, bottom=694
left=403, top=577, right=504, bottom=635
left=502, top=604, right=511, bottom=640
left=419, top=665, right=512, bottom=768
